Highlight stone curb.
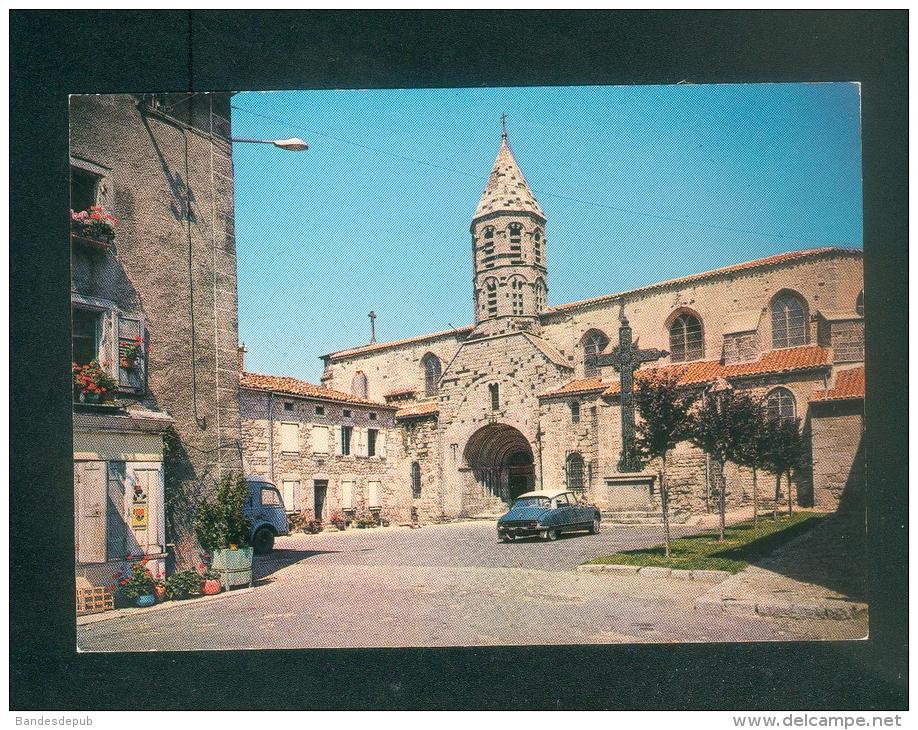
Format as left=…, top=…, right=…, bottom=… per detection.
left=577, top=564, right=730, bottom=583
left=693, top=595, right=868, bottom=621
left=77, top=585, right=257, bottom=626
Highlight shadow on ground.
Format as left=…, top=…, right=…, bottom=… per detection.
left=254, top=549, right=342, bottom=582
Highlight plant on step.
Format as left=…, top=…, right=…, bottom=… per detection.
left=116, top=557, right=157, bottom=601
left=165, top=569, right=203, bottom=600
left=71, top=205, right=119, bottom=243
left=329, top=510, right=346, bottom=529
left=633, top=372, right=698, bottom=558
left=194, top=473, right=252, bottom=552
left=354, top=513, right=378, bottom=529
left=287, top=510, right=315, bottom=533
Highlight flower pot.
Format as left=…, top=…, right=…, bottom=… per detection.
left=153, top=584, right=167, bottom=603
left=202, top=579, right=221, bottom=595
left=83, top=392, right=101, bottom=404
left=211, top=547, right=254, bottom=590
left=136, top=594, right=156, bottom=608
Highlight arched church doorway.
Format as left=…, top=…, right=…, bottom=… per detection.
left=463, top=424, right=535, bottom=505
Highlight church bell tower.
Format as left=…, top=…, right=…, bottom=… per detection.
left=471, top=121, right=547, bottom=331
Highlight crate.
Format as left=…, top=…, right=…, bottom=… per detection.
left=76, top=578, right=114, bottom=616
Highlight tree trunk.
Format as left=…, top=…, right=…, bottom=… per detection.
left=773, top=472, right=782, bottom=521
left=786, top=470, right=793, bottom=517
left=718, top=459, right=726, bottom=542
left=660, top=459, right=671, bottom=559
left=752, top=466, right=759, bottom=528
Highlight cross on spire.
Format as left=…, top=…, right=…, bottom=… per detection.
left=500, top=113, right=508, bottom=139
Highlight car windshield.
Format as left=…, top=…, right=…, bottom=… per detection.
left=513, top=497, right=550, bottom=509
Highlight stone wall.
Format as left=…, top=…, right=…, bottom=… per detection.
left=239, top=388, right=411, bottom=524
left=392, top=415, right=443, bottom=522
left=70, top=93, right=241, bottom=567
left=810, top=401, right=865, bottom=511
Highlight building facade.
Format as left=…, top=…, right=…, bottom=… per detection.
left=312, top=132, right=865, bottom=522
left=70, top=93, right=242, bottom=588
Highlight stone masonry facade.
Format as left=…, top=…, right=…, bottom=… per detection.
left=250, top=132, right=865, bottom=525
left=71, top=93, right=242, bottom=581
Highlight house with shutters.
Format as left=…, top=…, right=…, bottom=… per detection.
left=70, top=93, right=242, bottom=589
left=238, top=363, right=403, bottom=522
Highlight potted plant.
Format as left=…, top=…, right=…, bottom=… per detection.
left=72, top=360, right=117, bottom=403
left=120, top=335, right=148, bottom=369
left=194, top=473, right=254, bottom=591
left=329, top=510, right=346, bottom=531
left=70, top=205, right=119, bottom=245
left=165, top=569, right=204, bottom=600
left=116, top=557, right=157, bottom=607
left=200, top=564, right=222, bottom=595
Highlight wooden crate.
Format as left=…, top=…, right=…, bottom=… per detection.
left=76, top=578, right=114, bottom=616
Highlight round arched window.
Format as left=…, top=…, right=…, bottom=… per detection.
left=669, top=313, right=704, bottom=362
left=772, top=293, right=808, bottom=348
left=566, top=452, right=586, bottom=492
left=766, top=387, right=796, bottom=423
left=422, top=353, right=441, bottom=396
left=411, top=462, right=422, bottom=498
left=582, top=330, right=610, bottom=377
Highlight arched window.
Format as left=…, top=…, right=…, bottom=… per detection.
left=533, top=228, right=543, bottom=266
left=535, top=278, right=546, bottom=312
left=482, top=226, right=495, bottom=267
left=411, top=462, right=421, bottom=498
left=351, top=371, right=368, bottom=398
left=669, top=312, right=704, bottom=362
left=772, top=292, right=808, bottom=348
left=508, top=222, right=523, bottom=248
left=485, top=278, right=498, bottom=317
left=566, top=452, right=585, bottom=492
left=422, top=353, right=441, bottom=396
left=570, top=401, right=580, bottom=424
left=489, top=382, right=500, bottom=411
left=510, top=277, right=525, bottom=315
left=582, top=330, right=610, bottom=378
left=856, top=290, right=864, bottom=317
left=766, top=387, right=796, bottom=423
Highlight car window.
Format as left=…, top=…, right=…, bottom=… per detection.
left=514, top=497, right=549, bottom=509
left=261, top=487, right=281, bottom=506
left=555, top=494, right=570, bottom=507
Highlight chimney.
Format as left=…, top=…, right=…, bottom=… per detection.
left=237, top=343, right=248, bottom=373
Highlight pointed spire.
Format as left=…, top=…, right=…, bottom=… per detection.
left=473, top=124, right=545, bottom=221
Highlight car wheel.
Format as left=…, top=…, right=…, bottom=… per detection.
left=590, top=516, right=601, bottom=534
left=253, top=526, right=275, bottom=555
left=545, top=528, right=560, bottom=541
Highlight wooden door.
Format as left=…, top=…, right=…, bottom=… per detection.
left=75, top=460, right=107, bottom=564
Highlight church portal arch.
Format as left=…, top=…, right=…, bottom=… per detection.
left=463, top=423, right=535, bottom=503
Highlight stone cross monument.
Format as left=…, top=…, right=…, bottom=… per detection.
left=595, top=307, right=669, bottom=472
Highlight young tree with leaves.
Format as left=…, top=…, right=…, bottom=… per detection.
left=633, top=372, right=698, bottom=558
left=690, top=383, right=742, bottom=542
left=764, top=416, right=806, bottom=520
left=728, top=394, right=771, bottom=528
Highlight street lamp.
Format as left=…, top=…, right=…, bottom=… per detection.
left=231, top=137, right=309, bottom=152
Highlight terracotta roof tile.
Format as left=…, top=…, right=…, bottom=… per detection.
left=810, top=366, right=865, bottom=402
left=384, top=387, right=417, bottom=398
left=239, top=372, right=392, bottom=408
left=394, top=401, right=440, bottom=419
left=549, top=248, right=861, bottom=314
left=598, top=346, right=831, bottom=396
left=541, top=376, right=614, bottom=398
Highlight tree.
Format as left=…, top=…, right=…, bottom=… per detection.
left=633, top=372, right=698, bottom=558
left=764, top=417, right=806, bottom=520
left=728, top=394, right=771, bottom=528
left=690, top=383, right=743, bottom=542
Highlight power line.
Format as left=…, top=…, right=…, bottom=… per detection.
left=230, top=103, right=847, bottom=246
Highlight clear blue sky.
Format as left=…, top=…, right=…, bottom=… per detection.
left=232, top=84, right=862, bottom=383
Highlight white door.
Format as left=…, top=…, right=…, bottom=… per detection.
left=127, top=464, right=165, bottom=555
left=75, top=461, right=107, bottom=564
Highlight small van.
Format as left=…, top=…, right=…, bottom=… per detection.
left=244, top=478, right=289, bottom=554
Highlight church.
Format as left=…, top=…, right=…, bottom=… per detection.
left=239, top=130, right=865, bottom=525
